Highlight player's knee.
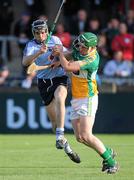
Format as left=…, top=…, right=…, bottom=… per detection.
left=55, top=86, right=67, bottom=101
left=55, top=94, right=66, bottom=106
left=81, top=133, right=93, bottom=143
left=76, top=135, right=83, bottom=143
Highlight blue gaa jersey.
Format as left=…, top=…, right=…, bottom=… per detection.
left=23, top=35, right=67, bottom=79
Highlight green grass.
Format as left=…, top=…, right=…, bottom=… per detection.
left=0, top=134, right=134, bottom=180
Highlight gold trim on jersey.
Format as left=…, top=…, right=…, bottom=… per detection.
left=71, top=73, right=98, bottom=98
left=71, top=75, right=89, bottom=98
left=78, top=48, right=97, bottom=67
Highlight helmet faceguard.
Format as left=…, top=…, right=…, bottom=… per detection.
left=73, top=32, right=98, bottom=50
left=32, top=20, right=48, bottom=35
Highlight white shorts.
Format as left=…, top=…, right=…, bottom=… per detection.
left=70, top=95, right=98, bottom=120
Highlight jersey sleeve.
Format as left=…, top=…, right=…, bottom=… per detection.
left=78, top=53, right=99, bottom=71
left=78, top=58, right=95, bottom=70
left=23, top=42, right=35, bottom=56
left=52, top=35, right=62, bottom=45
left=52, top=35, right=67, bottom=52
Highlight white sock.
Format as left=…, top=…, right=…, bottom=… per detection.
left=56, top=128, right=64, bottom=140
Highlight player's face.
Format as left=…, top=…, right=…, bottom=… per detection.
left=34, top=29, right=48, bottom=42
left=79, top=44, right=89, bottom=55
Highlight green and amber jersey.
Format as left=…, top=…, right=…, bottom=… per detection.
left=71, top=49, right=99, bottom=98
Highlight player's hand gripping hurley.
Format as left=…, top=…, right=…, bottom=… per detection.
left=27, top=0, right=66, bottom=74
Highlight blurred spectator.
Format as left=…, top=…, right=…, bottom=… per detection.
left=38, top=14, right=51, bottom=30
left=118, top=0, right=134, bottom=13
left=87, top=17, right=100, bottom=35
left=104, top=17, right=120, bottom=41
left=21, top=70, right=36, bottom=89
left=25, top=0, right=45, bottom=19
left=111, top=22, right=134, bottom=61
left=130, top=0, right=134, bottom=10
left=63, top=0, right=89, bottom=31
left=54, top=23, right=72, bottom=49
left=64, top=0, right=81, bottom=17
left=17, top=33, right=30, bottom=54
left=38, top=14, right=48, bottom=21
left=97, top=33, right=110, bottom=74
left=102, top=17, right=120, bottom=54
left=18, top=32, right=36, bottom=88
left=13, top=10, right=33, bottom=80
left=13, top=12, right=35, bottom=89
left=69, top=9, right=88, bottom=36
left=13, top=11, right=33, bottom=52
left=0, top=56, right=9, bottom=86
left=0, top=0, right=14, bottom=35
left=88, top=0, right=120, bottom=25
left=0, top=0, right=14, bottom=61
left=125, top=9, right=134, bottom=33
left=103, top=51, right=133, bottom=77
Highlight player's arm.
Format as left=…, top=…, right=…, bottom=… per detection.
left=59, top=51, right=80, bottom=72
left=50, top=43, right=71, bottom=60
left=22, top=44, right=48, bottom=66
left=63, top=51, right=73, bottom=61
left=22, top=52, right=42, bottom=66
left=52, top=45, right=80, bottom=71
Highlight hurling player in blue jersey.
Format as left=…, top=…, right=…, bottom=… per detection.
left=22, top=19, right=80, bottom=163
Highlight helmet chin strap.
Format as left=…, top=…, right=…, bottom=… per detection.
left=80, top=47, right=96, bottom=58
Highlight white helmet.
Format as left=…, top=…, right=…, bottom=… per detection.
left=32, top=19, right=48, bottom=35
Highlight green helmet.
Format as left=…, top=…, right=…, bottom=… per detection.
left=73, top=32, right=98, bottom=50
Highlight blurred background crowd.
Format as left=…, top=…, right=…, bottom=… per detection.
left=0, top=0, right=134, bottom=90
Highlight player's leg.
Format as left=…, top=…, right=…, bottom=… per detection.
left=54, top=85, right=81, bottom=163
left=79, top=116, right=106, bottom=153
left=71, top=119, right=83, bottom=143
left=73, top=115, right=118, bottom=173
left=54, top=85, right=67, bottom=141
left=37, top=78, right=57, bottom=132
left=45, top=100, right=57, bottom=132
left=38, top=78, right=67, bottom=146
left=72, top=96, right=119, bottom=173
left=54, top=84, right=75, bottom=150
left=102, top=148, right=117, bottom=173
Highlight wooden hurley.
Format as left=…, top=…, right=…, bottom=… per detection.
left=27, top=63, right=51, bottom=74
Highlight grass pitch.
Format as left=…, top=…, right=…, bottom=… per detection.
left=0, top=134, right=134, bottom=180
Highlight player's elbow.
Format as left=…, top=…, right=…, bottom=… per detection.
left=22, top=58, right=26, bottom=66
left=22, top=57, right=29, bottom=66
left=64, top=64, right=70, bottom=71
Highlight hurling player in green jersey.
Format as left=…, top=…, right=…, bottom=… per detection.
left=53, top=32, right=119, bottom=174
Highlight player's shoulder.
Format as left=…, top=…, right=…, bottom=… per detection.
left=25, top=39, right=36, bottom=46
left=86, top=51, right=99, bottom=62
left=51, top=35, right=62, bottom=44
left=81, top=52, right=99, bottom=68
left=51, top=35, right=60, bottom=41
left=23, top=39, right=36, bottom=53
